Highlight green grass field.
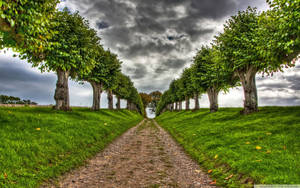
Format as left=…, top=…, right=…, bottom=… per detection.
left=0, top=107, right=142, bottom=188
left=156, top=107, right=300, bottom=187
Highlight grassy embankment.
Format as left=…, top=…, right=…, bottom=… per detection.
left=0, top=107, right=142, bottom=187
left=156, top=107, right=300, bottom=187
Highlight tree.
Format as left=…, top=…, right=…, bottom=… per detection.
left=258, top=0, right=299, bottom=68
left=80, top=45, right=105, bottom=111
left=26, top=9, right=100, bottom=110
left=168, top=80, right=179, bottom=111
left=149, top=91, right=162, bottom=113
left=0, top=95, right=37, bottom=105
left=97, top=50, right=122, bottom=110
left=193, top=46, right=237, bottom=112
left=113, top=73, right=132, bottom=110
left=215, top=7, right=264, bottom=114
left=0, top=0, right=59, bottom=54
left=139, top=93, right=152, bottom=109
left=81, top=49, right=121, bottom=111
left=156, top=90, right=171, bottom=116
left=180, top=68, right=197, bottom=110
left=127, top=86, right=144, bottom=115
left=175, top=78, right=185, bottom=110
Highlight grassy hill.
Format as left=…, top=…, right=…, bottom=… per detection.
left=156, top=107, right=300, bottom=187
left=0, top=107, right=142, bottom=188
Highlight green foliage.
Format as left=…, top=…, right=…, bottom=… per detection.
left=81, top=48, right=121, bottom=89
left=0, top=107, right=142, bottom=187
left=180, top=68, right=196, bottom=98
left=148, top=91, right=162, bottom=113
left=129, top=87, right=145, bottom=116
left=193, top=46, right=237, bottom=92
left=24, top=9, right=100, bottom=78
left=139, top=93, right=152, bottom=108
left=0, top=95, right=37, bottom=105
left=156, top=107, right=300, bottom=186
left=113, top=73, right=132, bottom=99
left=168, top=79, right=180, bottom=103
left=215, top=7, right=264, bottom=73
left=258, top=0, right=300, bottom=72
left=156, top=90, right=172, bottom=116
left=111, top=73, right=144, bottom=115
left=0, top=0, right=58, bottom=54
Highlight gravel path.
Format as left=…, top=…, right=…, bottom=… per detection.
left=44, top=119, right=215, bottom=188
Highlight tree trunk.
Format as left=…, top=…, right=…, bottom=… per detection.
left=238, top=68, right=258, bottom=114
left=54, top=69, right=70, bottom=111
left=194, top=92, right=200, bottom=110
left=89, top=81, right=102, bottom=111
left=107, top=90, right=113, bottom=110
left=207, top=87, right=219, bottom=113
left=126, top=100, right=130, bottom=110
left=179, top=101, right=182, bottom=110
left=171, top=103, right=174, bottom=111
left=175, top=102, right=178, bottom=111
left=185, top=96, right=190, bottom=110
left=116, top=96, right=121, bottom=110
left=127, top=100, right=133, bottom=111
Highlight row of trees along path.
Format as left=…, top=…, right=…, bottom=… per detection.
left=0, top=4, right=144, bottom=115
left=156, top=2, right=299, bottom=116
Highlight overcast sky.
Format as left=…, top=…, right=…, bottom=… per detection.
left=0, top=0, right=300, bottom=115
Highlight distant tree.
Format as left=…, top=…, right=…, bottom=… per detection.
left=128, top=86, right=144, bottom=116
left=81, top=48, right=121, bottom=111
left=113, top=73, right=132, bottom=110
left=180, top=68, right=197, bottom=110
left=98, top=51, right=122, bottom=110
left=168, top=80, right=179, bottom=111
left=80, top=45, right=105, bottom=111
left=176, top=78, right=185, bottom=110
left=139, top=93, right=152, bottom=109
left=193, top=46, right=237, bottom=112
left=0, top=95, right=37, bottom=105
left=149, top=91, right=162, bottom=113
left=156, top=90, right=172, bottom=116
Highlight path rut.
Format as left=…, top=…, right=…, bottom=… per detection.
left=45, top=119, right=214, bottom=188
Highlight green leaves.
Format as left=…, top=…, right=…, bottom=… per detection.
left=25, top=9, right=101, bottom=78
left=0, top=0, right=59, bottom=52
left=259, top=0, right=300, bottom=69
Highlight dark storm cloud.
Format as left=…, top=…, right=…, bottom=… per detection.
left=67, top=0, right=248, bottom=53
left=155, top=58, right=187, bottom=74
left=259, top=96, right=300, bottom=106
left=59, top=0, right=269, bottom=83
left=119, top=40, right=179, bottom=58
left=96, top=21, right=110, bottom=29
left=0, top=61, right=56, bottom=104
left=126, top=63, right=148, bottom=79
left=137, top=77, right=172, bottom=93
left=259, top=73, right=300, bottom=92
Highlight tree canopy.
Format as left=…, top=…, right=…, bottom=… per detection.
left=0, top=0, right=59, bottom=55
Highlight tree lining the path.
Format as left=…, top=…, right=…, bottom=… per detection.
left=156, top=1, right=299, bottom=116
left=2, top=5, right=144, bottom=114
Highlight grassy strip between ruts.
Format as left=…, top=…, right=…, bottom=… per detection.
left=0, top=107, right=143, bottom=188
left=156, top=107, right=300, bottom=187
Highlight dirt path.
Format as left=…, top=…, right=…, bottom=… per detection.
left=45, top=119, right=215, bottom=188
